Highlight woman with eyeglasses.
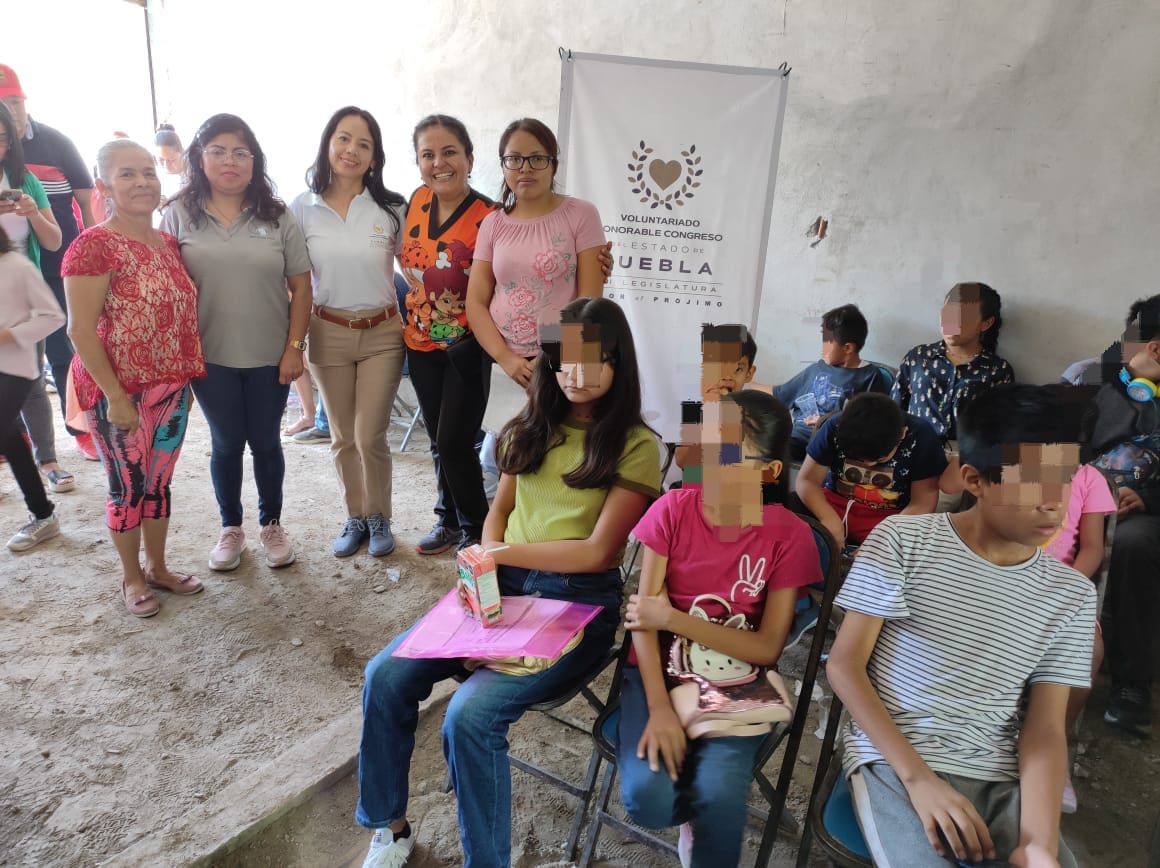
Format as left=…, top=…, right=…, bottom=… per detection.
left=290, top=107, right=407, bottom=559
left=465, top=117, right=606, bottom=444
left=161, top=114, right=313, bottom=572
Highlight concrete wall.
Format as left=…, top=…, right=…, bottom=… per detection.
left=93, top=1, right=1160, bottom=382
left=6, top=0, right=154, bottom=176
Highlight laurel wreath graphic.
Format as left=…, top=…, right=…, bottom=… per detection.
left=627, top=140, right=703, bottom=210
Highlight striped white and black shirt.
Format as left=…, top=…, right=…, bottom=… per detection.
left=837, top=512, right=1096, bottom=781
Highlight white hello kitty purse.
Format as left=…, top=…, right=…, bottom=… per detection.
left=664, top=592, right=795, bottom=739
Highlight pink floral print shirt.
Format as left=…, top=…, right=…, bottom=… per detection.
left=473, top=196, right=605, bottom=358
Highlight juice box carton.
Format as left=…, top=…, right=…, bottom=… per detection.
left=457, top=544, right=503, bottom=627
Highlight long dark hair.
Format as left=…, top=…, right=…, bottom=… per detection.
left=498, top=297, right=647, bottom=489
left=173, top=113, right=284, bottom=228
left=307, top=106, right=403, bottom=232
left=496, top=117, right=559, bottom=214
left=0, top=101, right=27, bottom=188
left=946, top=282, right=1003, bottom=354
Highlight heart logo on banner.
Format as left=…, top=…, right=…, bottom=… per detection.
left=628, top=141, right=701, bottom=210
left=649, top=159, right=682, bottom=190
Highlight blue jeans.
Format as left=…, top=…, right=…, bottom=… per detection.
left=356, top=565, right=621, bottom=868
left=191, top=363, right=290, bottom=527
left=617, top=667, right=764, bottom=867
left=314, top=400, right=329, bottom=433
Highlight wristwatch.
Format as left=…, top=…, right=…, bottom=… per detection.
left=288, top=339, right=307, bottom=351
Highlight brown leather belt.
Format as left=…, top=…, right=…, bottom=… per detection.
left=311, top=304, right=396, bottom=330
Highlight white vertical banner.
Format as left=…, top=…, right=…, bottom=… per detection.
left=558, top=52, right=789, bottom=442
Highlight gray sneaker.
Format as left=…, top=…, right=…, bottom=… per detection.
left=415, top=523, right=460, bottom=555
left=367, top=514, right=395, bottom=557
left=292, top=426, right=331, bottom=444
left=8, top=513, right=61, bottom=552
left=334, top=517, right=368, bottom=557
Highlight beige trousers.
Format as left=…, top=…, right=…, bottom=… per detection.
left=307, top=309, right=404, bottom=518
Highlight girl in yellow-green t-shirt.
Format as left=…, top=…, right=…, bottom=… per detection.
left=354, top=297, right=660, bottom=868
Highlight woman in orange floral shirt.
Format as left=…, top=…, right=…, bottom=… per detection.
left=63, top=140, right=206, bottom=618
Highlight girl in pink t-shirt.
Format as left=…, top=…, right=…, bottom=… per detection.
left=1041, top=462, right=1116, bottom=812
left=620, top=391, right=822, bottom=866
left=466, top=118, right=606, bottom=391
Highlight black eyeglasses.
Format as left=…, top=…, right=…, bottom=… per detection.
left=501, top=154, right=553, bottom=171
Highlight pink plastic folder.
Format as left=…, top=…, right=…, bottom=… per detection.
left=392, top=591, right=602, bottom=661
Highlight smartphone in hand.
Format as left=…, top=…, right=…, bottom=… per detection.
left=0, top=189, right=22, bottom=203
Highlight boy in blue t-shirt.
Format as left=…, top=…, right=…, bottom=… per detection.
left=774, top=304, right=891, bottom=460
left=795, top=393, right=945, bottom=548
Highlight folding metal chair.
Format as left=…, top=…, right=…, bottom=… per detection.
left=390, top=271, right=424, bottom=452
left=391, top=393, right=424, bottom=452
left=578, top=512, right=843, bottom=867
left=621, top=441, right=677, bottom=582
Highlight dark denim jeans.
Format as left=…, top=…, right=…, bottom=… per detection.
left=356, top=565, right=621, bottom=867
left=617, top=666, right=765, bottom=867
left=191, top=363, right=290, bottom=527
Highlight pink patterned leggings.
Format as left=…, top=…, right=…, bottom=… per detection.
left=85, top=383, right=191, bottom=532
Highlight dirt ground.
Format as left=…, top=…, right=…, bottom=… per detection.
left=1, top=381, right=1158, bottom=867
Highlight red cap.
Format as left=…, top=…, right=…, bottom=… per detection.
left=0, top=65, right=26, bottom=100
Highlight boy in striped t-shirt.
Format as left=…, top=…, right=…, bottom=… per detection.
left=828, top=384, right=1096, bottom=868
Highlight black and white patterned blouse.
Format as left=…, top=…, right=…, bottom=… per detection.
left=890, top=341, right=1015, bottom=440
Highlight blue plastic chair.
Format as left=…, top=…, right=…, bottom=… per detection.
left=863, top=359, right=897, bottom=395
left=795, top=696, right=872, bottom=867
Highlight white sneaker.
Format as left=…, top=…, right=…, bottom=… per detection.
left=677, top=821, right=693, bottom=868
left=362, top=826, right=414, bottom=868
left=208, top=526, right=246, bottom=571
left=7, top=513, right=61, bottom=552
left=259, top=520, right=296, bottom=568
left=1062, top=775, right=1078, bottom=813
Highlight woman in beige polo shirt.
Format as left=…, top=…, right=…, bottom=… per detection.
left=290, top=107, right=407, bottom=559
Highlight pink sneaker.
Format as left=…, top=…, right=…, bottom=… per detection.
left=259, top=521, right=296, bottom=568
left=209, top=526, right=246, bottom=571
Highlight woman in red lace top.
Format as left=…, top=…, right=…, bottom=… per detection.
left=63, top=140, right=206, bottom=618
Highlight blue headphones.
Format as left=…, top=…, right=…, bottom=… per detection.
left=1120, top=367, right=1160, bottom=402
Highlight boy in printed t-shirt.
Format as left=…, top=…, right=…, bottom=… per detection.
left=794, top=393, right=946, bottom=549
left=827, top=384, right=1095, bottom=868
left=774, top=304, right=891, bottom=461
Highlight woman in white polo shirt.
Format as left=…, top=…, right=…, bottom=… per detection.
left=291, top=107, right=406, bottom=559
left=162, top=114, right=313, bottom=573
